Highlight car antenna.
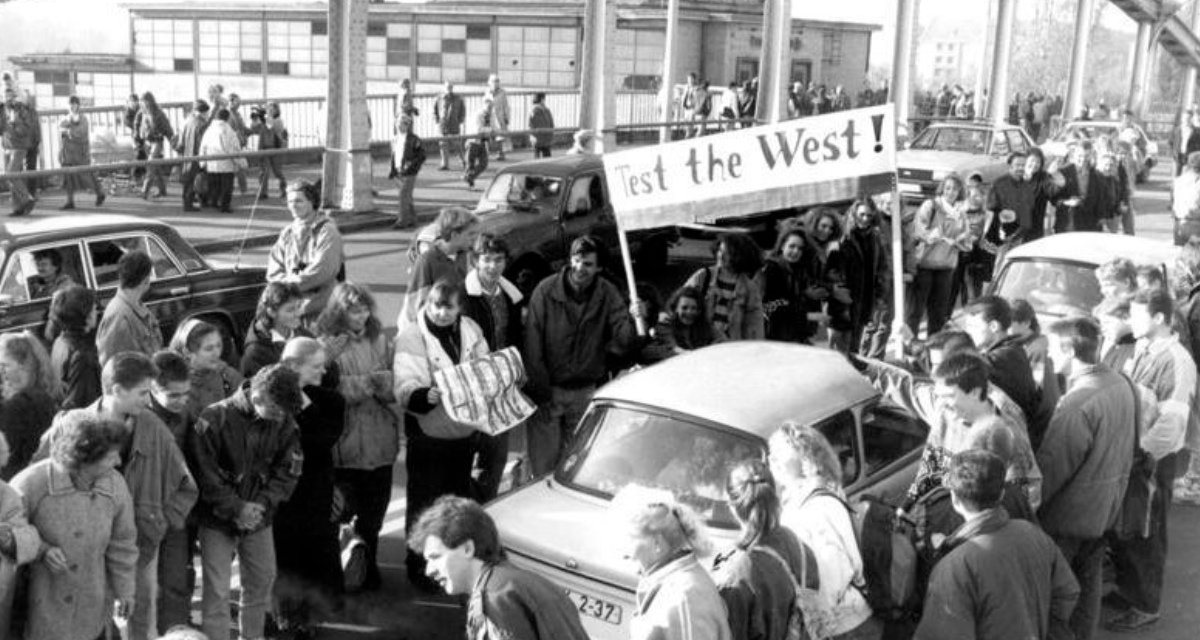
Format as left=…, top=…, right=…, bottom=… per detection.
left=233, top=186, right=266, bottom=273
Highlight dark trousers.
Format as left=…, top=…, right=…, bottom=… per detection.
left=1110, top=452, right=1177, bottom=613
left=472, top=431, right=510, bottom=503
left=334, top=465, right=394, bottom=588
left=24, top=145, right=39, bottom=196
left=905, top=267, right=955, bottom=336
left=1054, top=535, right=1106, bottom=640
left=534, top=145, right=552, bottom=158
left=181, top=165, right=203, bottom=208
left=258, top=158, right=286, bottom=196
left=210, top=172, right=235, bottom=212
left=403, top=417, right=474, bottom=579
left=157, top=523, right=199, bottom=633
left=273, top=513, right=343, bottom=628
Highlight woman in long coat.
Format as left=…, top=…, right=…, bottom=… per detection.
left=57, top=95, right=104, bottom=210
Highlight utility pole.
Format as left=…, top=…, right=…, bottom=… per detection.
left=756, top=0, right=793, bottom=124
left=986, top=0, right=1016, bottom=125
left=579, top=0, right=617, bottom=152
left=659, top=0, right=680, bottom=143
left=1063, top=0, right=1094, bottom=121
left=322, top=0, right=372, bottom=212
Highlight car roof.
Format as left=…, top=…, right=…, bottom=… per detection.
left=926, top=120, right=1018, bottom=132
left=594, top=342, right=878, bottom=439
left=0, top=214, right=174, bottom=247
left=496, top=153, right=605, bottom=178
left=1004, top=232, right=1176, bottom=267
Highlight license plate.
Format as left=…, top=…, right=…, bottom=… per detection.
left=898, top=182, right=921, bottom=193
left=566, top=589, right=623, bottom=625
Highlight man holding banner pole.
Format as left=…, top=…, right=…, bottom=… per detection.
left=524, top=236, right=645, bottom=476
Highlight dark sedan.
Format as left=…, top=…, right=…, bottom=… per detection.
left=0, top=214, right=266, bottom=358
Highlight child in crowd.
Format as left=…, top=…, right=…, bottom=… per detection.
left=170, top=319, right=244, bottom=416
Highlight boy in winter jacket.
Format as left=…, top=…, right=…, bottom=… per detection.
left=188, top=365, right=303, bottom=640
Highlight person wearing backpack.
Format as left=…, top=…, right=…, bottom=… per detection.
left=714, top=458, right=820, bottom=640
left=769, top=421, right=877, bottom=640
left=267, top=179, right=345, bottom=323
left=915, top=451, right=1078, bottom=640
left=0, top=83, right=39, bottom=216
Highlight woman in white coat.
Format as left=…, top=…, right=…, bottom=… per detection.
left=199, top=107, right=248, bottom=213
left=393, top=277, right=490, bottom=591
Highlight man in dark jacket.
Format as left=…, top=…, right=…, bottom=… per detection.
left=524, top=235, right=641, bottom=475
left=1, top=83, right=39, bottom=216
left=1039, top=317, right=1136, bottom=640
left=960, top=295, right=1044, bottom=443
left=389, top=113, right=426, bottom=229
left=411, top=495, right=590, bottom=640
left=986, top=151, right=1064, bottom=243
left=841, top=199, right=889, bottom=355
left=174, top=100, right=211, bottom=212
left=434, top=81, right=466, bottom=170
left=189, top=364, right=303, bottom=640
left=915, top=451, right=1078, bottom=640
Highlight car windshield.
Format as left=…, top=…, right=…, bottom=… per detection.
left=908, top=127, right=990, bottom=153
left=559, top=404, right=763, bottom=528
left=993, top=259, right=1103, bottom=318
left=482, top=172, right=565, bottom=210
left=1053, top=124, right=1120, bottom=143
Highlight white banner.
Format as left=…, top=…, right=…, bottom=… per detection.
left=434, top=347, right=535, bottom=435
left=602, top=105, right=897, bottom=231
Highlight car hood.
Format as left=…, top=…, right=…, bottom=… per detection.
left=488, top=478, right=639, bottom=592
left=897, top=149, right=988, bottom=173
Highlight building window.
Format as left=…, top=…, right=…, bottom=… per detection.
left=612, top=28, right=663, bottom=90
left=133, top=19, right=194, bottom=73
left=415, top=23, right=492, bottom=84
left=266, top=20, right=326, bottom=78
left=385, top=22, right=412, bottom=79
left=498, top=25, right=576, bottom=88
left=821, top=31, right=843, bottom=66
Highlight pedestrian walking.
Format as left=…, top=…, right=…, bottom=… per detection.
left=529, top=92, right=555, bottom=158
left=12, top=415, right=137, bottom=640
left=464, top=102, right=491, bottom=188
left=0, top=83, right=39, bottom=216
left=175, top=100, right=211, bottom=211
left=485, top=74, right=510, bottom=161
left=410, top=495, right=590, bottom=640
left=434, top=81, right=466, bottom=170
left=49, top=285, right=101, bottom=411
left=137, top=91, right=174, bottom=200
left=57, top=95, right=106, bottom=210
left=188, top=364, right=303, bottom=640
left=388, top=113, right=425, bottom=229
left=229, top=93, right=250, bottom=195
left=316, top=283, right=397, bottom=594
left=613, top=485, right=733, bottom=640
left=265, top=102, right=290, bottom=197
left=396, top=78, right=418, bottom=119
left=199, top=107, right=247, bottom=213
left=95, top=250, right=163, bottom=365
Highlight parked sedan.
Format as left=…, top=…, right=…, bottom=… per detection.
left=897, top=120, right=1036, bottom=203
left=486, top=342, right=928, bottom=640
left=0, top=214, right=266, bottom=357
left=989, top=232, right=1177, bottom=326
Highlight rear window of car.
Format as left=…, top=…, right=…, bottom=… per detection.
left=483, top=172, right=564, bottom=210
left=909, top=127, right=990, bottom=154
left=993, top=259, right=1103, bottom=318
left=559, top=404, right=763, bottom=528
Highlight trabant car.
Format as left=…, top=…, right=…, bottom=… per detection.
left=486, top=343, right=928, bottom=640
left=897, top=120, right=1036, bottom=203
left=989, top=232, right=1177, bottom=327
left=0, top=214, right=266, bottom=357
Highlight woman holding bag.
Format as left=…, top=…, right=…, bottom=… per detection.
left=906, top=174, right=972, bottom=336
left=393, top=278, right=491, bottom=592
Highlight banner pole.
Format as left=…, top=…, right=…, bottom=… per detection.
left=890, top=171, right=906, bottom=360
left=615, top=220, right=648, bottom=336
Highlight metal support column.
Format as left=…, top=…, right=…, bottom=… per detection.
left=322, top=0, right=372, bottom=212
left=1183, top=1, right=1200, bottom=111
left=890, top=0, right=916, bottom=126
left=1064, top=0, right=1094, bottom=121
left=756, top=0, right=792, bottom=124
left=659, top=0, right=680, bottom=143
left=986, top=0, right=1016, bottom=125
left=579, top=0, right=617, bottom=152
left=973, top=0, right=996, bottom=118
left=1128, top=20, right=1152, bottom=115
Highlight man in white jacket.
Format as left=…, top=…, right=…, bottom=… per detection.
left=199, top=108, right=247, bottom=213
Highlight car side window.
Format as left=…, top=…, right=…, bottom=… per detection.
left=89, top=235, right=182, bottom=289
left=815, top=409, right=860, bottom=486
left=566, top=176, right=594, bottom=217
left=1006, top=130, right=1029, bottom=154
left=0, top=244, right=86, bottom=304
left=0, top=258, right=30, bottom=305
left=991, top=131, right=1010, bottom=156
left=861, top=402, right=927, bottom=479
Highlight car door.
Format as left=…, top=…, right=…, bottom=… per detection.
left=85, top=233, right=191, bottom=343
left=0, top=241, right=88, bottom=335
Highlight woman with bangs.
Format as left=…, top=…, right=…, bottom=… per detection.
left=241, top=282, right=308, bottom=378
left=315, top=282, right=398, bottom=593
left=169, top=319, right=244, bottom=415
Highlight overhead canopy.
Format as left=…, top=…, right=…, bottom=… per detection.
left=1109, top=0, right=1200, bottom=69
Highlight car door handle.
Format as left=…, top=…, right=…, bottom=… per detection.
left=169, top=286, right=189, bottom=296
